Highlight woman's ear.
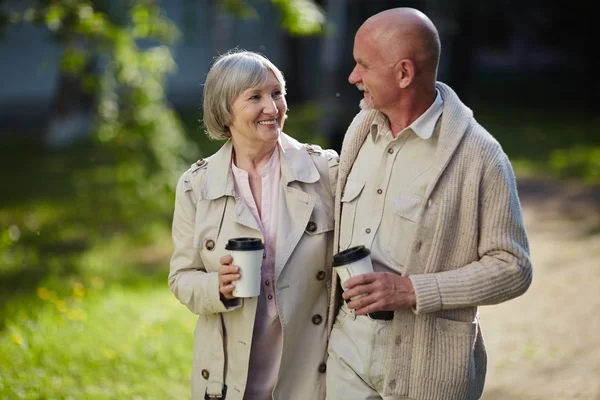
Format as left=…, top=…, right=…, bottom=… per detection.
left=395, top=59, right=415, bottom=89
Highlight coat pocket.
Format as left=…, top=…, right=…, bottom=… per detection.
left=386, top=193, right=423, bottom=267
left=431, top=317, right=476, bottom=384
left=339, top=179, right=365, bottom=250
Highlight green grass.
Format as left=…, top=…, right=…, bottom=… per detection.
left=0, top=280, right=196, bottom=399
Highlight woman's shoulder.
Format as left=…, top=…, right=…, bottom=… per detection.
left=280, top=133, right=339, bottom=165
left=175, top=157, right=208, bottom=197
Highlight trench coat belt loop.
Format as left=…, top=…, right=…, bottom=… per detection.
left=205, top=382, right=227, bottom=399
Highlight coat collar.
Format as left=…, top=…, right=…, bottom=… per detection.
left=200, top=133, right=319, bottom=200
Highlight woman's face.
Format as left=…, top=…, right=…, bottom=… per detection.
left=228, top=70, right=287, bottom=147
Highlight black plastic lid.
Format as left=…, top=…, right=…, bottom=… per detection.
left=225, top=237, right=264, bottom=251
left=332, top=245, right=370, bottom=267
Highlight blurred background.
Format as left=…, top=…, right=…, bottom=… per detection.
left=0, top=0, right=598, bottom=399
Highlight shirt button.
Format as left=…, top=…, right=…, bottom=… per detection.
left=415, top=241, right=422, bottom=252
left=201, top=369, right=210, bottom=380
left=312, top=314, right=323, bottom=325
left=306, top=221, right=317, bottom=233
left=316, top=270, right=326, bottom=281
left=268, top=294, right=273, bottom=300
left=377, top=189, right=383, bottom=195
left=428, top=199, right=432, bottom=208
left=263, top=252, right=267, bottom=259
left=205, top=240, right=215, bottom=251
left=388, top=148, right=394, bottom=154
left=265, top=280, right=270, bottom=286
left=318, top=363, right=327, bottom=373
left=365, top=228, right=371, bottom=234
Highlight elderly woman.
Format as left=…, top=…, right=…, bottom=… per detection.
left=168, top=50, right=338, bottom=400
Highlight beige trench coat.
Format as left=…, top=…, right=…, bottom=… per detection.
left=169, top=133, right=338, bottom=400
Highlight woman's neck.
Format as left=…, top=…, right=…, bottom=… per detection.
left=232, top=139, right=277, bottom=176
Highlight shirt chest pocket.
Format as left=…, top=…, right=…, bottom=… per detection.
left=386, top=192, right=423, bottom=268
left=339, top=179, right=365, bottom=250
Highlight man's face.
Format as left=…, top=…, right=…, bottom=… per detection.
left=348, top=29, right=398, bottom=112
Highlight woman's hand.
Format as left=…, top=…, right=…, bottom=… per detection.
left=218, top=255, right=240, bottom=300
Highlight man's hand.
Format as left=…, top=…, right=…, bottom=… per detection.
left=218, top=255, right=240, bottom=300
left=343, top=272, right=416, bottom=315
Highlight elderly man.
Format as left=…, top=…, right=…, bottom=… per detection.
left=326, top=8, right=532, bottom=400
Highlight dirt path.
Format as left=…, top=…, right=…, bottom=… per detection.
left=481, top=179, right=600, bottom=400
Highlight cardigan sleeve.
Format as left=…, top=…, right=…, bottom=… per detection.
left=168, top=170, right=242, bottom=315
left=410, top=152, right=533, bottom=314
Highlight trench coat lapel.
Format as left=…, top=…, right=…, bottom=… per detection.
left=200, top=140, right=261, bottom=232
left=274, top=134, right=319, bottom=282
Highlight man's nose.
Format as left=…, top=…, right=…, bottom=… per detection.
left=348, top=66, right=359, bottom=84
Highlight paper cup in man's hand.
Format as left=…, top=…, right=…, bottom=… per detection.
left=333, top=245, right=373, bottom=300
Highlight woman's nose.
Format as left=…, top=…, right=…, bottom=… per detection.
left=263, top=99, right=278, bottom=115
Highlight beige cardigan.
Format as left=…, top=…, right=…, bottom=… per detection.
left=328, top=82, right=532, bottom=400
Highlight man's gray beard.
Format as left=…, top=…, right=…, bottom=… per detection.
left=359, top=98, right=374, bottom=110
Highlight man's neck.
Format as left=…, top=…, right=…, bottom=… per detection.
left=385, top=89, right=436, bottom=138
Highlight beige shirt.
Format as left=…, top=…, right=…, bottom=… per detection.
left=231, top=147, right=282, bottom=400
left=340, top=90, right=443, bottom=274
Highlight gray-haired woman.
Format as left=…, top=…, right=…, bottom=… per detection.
left=169, top=50, right=338, bottom=400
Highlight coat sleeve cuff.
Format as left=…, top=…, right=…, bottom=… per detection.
left=409, top=274, right=442, bottom=314
left=205, top=272, right=242, bottom=313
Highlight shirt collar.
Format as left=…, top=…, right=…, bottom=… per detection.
left=370, top=89, right=444, bottom=140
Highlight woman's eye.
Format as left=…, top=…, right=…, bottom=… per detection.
left=250, top=94, right=261, bottom=100
left=272, top=91, right=283, bottom=99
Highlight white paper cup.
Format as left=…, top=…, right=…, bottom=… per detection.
left=333, top=245, right=373, bottom=300
left=225, top=237, right=264, bottom=298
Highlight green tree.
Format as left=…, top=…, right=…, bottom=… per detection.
left=0, top=0, right=325, bottom=212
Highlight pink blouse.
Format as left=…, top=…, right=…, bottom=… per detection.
left=231, top=146, right=282, bottom=400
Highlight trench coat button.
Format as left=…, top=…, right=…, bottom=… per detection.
left=205, top=240, right=215, bottom=251
left=318, top=363, right=327, bottom=373
left=365, top=228, right=371, bottom=234
left=316, top=270, right=326, bottom=281
left=312, top=314, right=323, bottom=325
left=268, top=294, right=273, bottom=300
left=306, top=221, right=317, bottom=233
left=201, top=369, right=210, bottom=380
left=377, top=189, right=383, bottom=195
left=415, top=241, right=422, bottom=252
left=388, top=148, right=394, bottom=154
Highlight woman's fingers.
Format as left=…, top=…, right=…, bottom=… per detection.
left=220, top=284, right=236, bottom=299
left=218, top=263, right=239, bottom=277
left=218, top=262, right=241, bottom=300
left=220, top=273, right=240, bottom=284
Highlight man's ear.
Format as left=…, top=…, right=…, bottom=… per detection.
left=395, top=59, right=414, bottom=89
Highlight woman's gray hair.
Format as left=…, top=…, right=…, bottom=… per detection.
left=202, top=50, right=287, bottom=140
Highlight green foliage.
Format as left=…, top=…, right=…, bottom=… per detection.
left=549, top=146, right=600, bottom=182
left=4, top=0, right=197, bottom=218
left=220, top=0, right=325, bottom=36
left=270, top=0, right=325, bottom=36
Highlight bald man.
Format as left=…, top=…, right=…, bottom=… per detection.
left=326, top=8, right=532, bottom=400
